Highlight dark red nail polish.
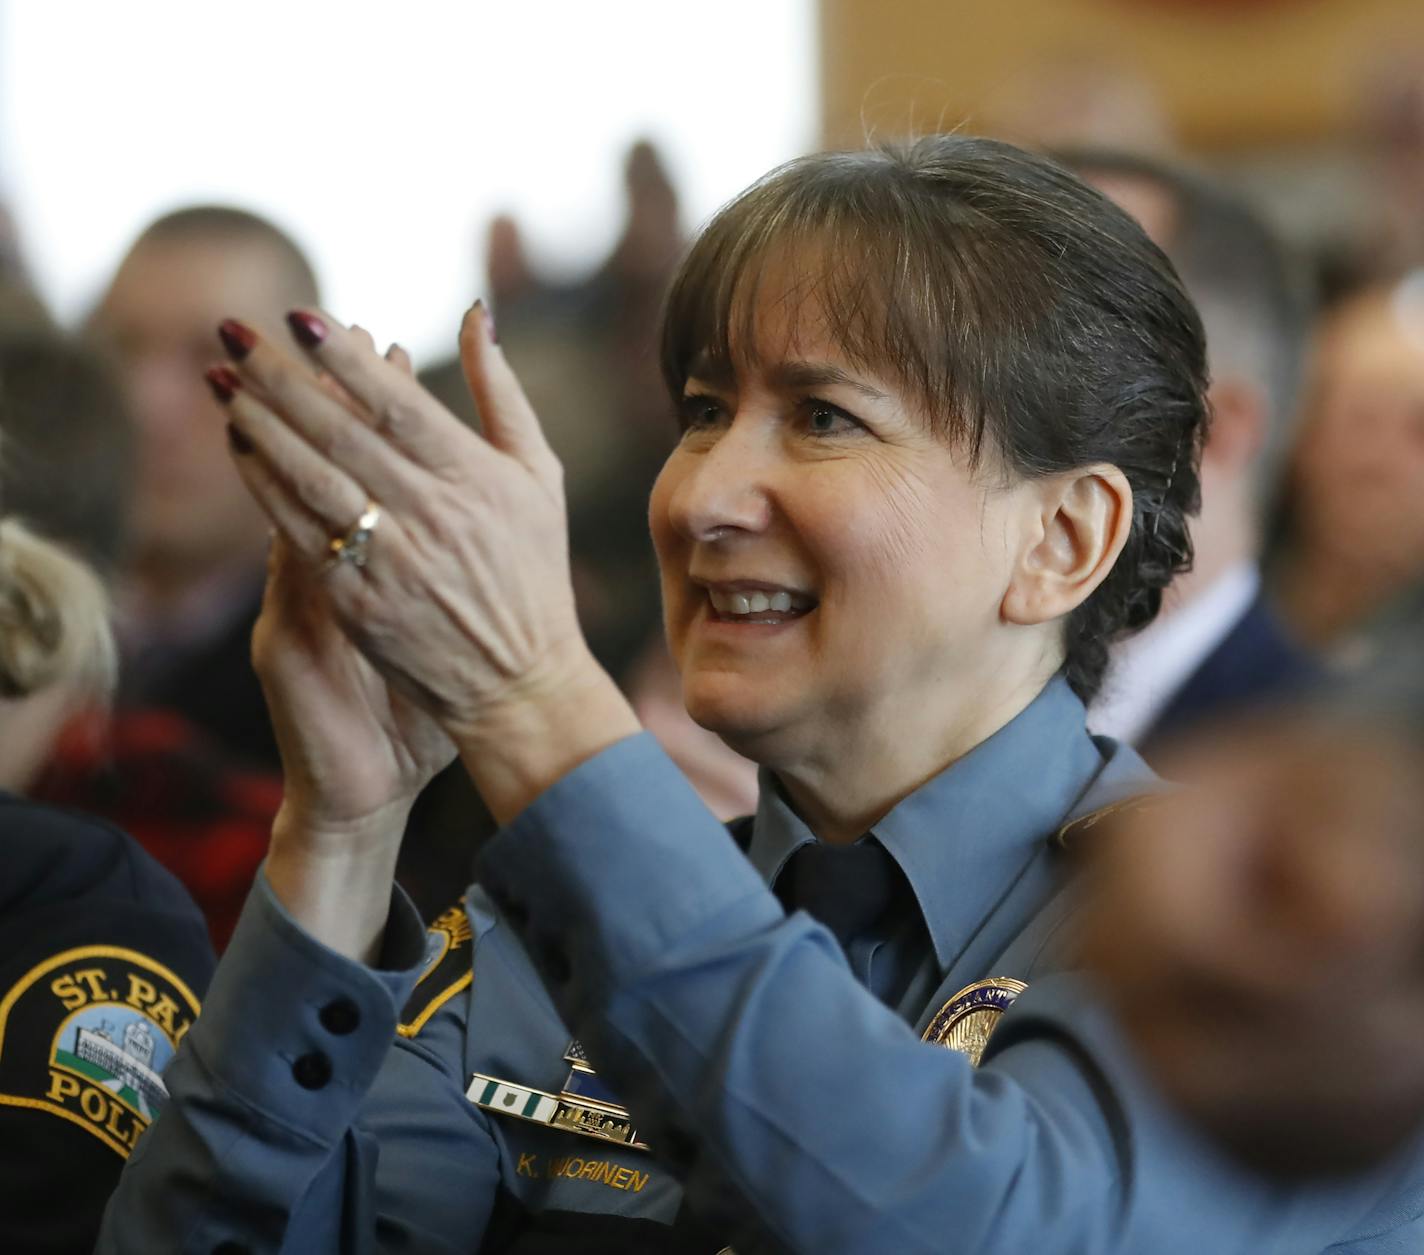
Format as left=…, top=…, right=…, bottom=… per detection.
left=218, top=319, right=257, bottom=360
left=287, top=310, right=328, bottom=348
left=205, top=365, right=242, bottom=402
left=226, top=423, right=254, bottom=455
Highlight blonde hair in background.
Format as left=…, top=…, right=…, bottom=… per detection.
left=0, top=516, right=116, bottom=703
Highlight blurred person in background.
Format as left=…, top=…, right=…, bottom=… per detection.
left=87, top=205, right=320, bottom=771
left=1, top=331, right=281, bottom=950
left=986, top=53, right=1175, bottom=156
left=1061, top=151, right=1320, bottom=752
left=106, top=136, right=1421, bottom=1254
left=1083, top=625, right=1424, bottom=1180
left=0, top=333, right=135, bottom=579
left=1273, top=273, right=1424, bottom=655
left=0, top=509, right=214, bottom=1254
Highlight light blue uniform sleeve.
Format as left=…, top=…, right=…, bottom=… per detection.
left=97, top=870, right=501, bottom=1254
left=479, top=733, right=1424, bottom=1255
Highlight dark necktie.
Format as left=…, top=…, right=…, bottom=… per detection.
left=773, top=837, right=908, bottom=947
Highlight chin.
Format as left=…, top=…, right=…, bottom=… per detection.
left=681, top=675, right=788, bottom=759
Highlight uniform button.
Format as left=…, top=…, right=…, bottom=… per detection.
left=319, top=997, right=360, bottom=1035
left=211, top=1243, right=251, bottom=1255
left=292, top=1051, right=333, bottom=1090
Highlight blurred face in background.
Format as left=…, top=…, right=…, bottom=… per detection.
left=1290, top=285, right=1424, bottom=588
left=91, top=235, right=287, bottom=583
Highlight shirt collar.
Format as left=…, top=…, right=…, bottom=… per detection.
left=746, top=675, right=1105, bottom=969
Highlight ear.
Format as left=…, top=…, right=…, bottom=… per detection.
left=1203, top=376, right=1267, bottom=477
left=1002, top=464, right=1133, bottom=627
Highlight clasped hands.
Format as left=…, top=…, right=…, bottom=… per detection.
left=207, top=304, right=639, bottom=958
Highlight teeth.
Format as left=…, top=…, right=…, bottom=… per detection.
left=707, top=587, right=813, bottom=617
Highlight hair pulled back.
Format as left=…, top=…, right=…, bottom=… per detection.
left=660, top=135, right=1209, bottom=702
left=0, top=518, right=115, bottom=703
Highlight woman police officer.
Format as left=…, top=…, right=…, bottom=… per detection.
left=100, top=137, right=1424, bottom=1252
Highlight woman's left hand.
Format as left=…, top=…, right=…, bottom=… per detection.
left=213, top=305, right=640, bottom=824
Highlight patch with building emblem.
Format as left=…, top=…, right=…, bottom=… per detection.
left=0, top=944, right=201, bottom=1158
left=921, top=977, right=1028, bottom=1066
left=397, top=902, right=474, bottom=1038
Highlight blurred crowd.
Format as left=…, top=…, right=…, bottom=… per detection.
left=1, top=92, right=1422, bottom=952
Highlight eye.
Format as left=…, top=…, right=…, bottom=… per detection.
left=677, top=392, right=727, bottom=432
left=802, top=398, right=863, bottom=437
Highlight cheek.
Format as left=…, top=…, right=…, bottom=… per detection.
left=648, top=459, right=693, bottom=619
left=818, top=458, right=1001, bottom=607
left=647, top=459, right=682, bottom=567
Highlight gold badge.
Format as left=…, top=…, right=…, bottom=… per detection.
left=921, top=977, right=1028, bottom=1066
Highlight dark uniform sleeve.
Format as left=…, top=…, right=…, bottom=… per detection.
left=96, top=869, right=503, bottom=1254
left=477, top=734, right=1424, bottom=1255
left=0, top=797, right=216, bottom=1255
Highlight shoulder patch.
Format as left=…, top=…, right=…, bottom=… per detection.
left=397, top=902, right=474, bottom=1038
left=0, top=945, right=201, bottom=1158
left=1053, top=794, right=1164, bottom=852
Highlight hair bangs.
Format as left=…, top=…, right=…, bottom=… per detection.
left=660, top=158, right=1038, bottom=462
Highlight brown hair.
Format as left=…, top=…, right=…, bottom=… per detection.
left=0, top=334, right=135, bottom=576
left=660, top=135, right=1209, bottom=702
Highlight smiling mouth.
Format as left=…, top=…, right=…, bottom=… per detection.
left=705, top=586, right=817, bottom=624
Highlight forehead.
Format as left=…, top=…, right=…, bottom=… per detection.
left=1319, top=293, right=1424, bottom=390
left=98, top=236, right=291, bottom=337
left=685, top=245, right=899, bottom=389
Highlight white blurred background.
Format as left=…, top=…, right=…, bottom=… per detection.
left=0, top=0, right=817, bottom=359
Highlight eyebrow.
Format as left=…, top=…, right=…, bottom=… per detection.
left=685, top=357, right=889, bottom=402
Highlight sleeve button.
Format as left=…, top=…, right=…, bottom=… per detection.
left=292, top=1051, right=333, bottom=1090
left=319, top=997, right=360, bottom=1035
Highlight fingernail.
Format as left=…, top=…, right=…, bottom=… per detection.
left=476, top=299, right=497, bottom=345
left=287, top=310, right=328, bottom=348
left=205, top=365, right=241, bottom=402
left=218, top=319, right=257, bottom=360
left=227, top=423, right=254, bottom=455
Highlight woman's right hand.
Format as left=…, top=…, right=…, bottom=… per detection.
left=253, top=532, right=456, bottom=841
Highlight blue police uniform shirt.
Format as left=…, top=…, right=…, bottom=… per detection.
left=98, top=676, right=1424, bottom=1253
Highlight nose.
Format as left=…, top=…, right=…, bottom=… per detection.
left=664, top=415, right=776, bottom=543
left=128, top=352, right=208, bottom=441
